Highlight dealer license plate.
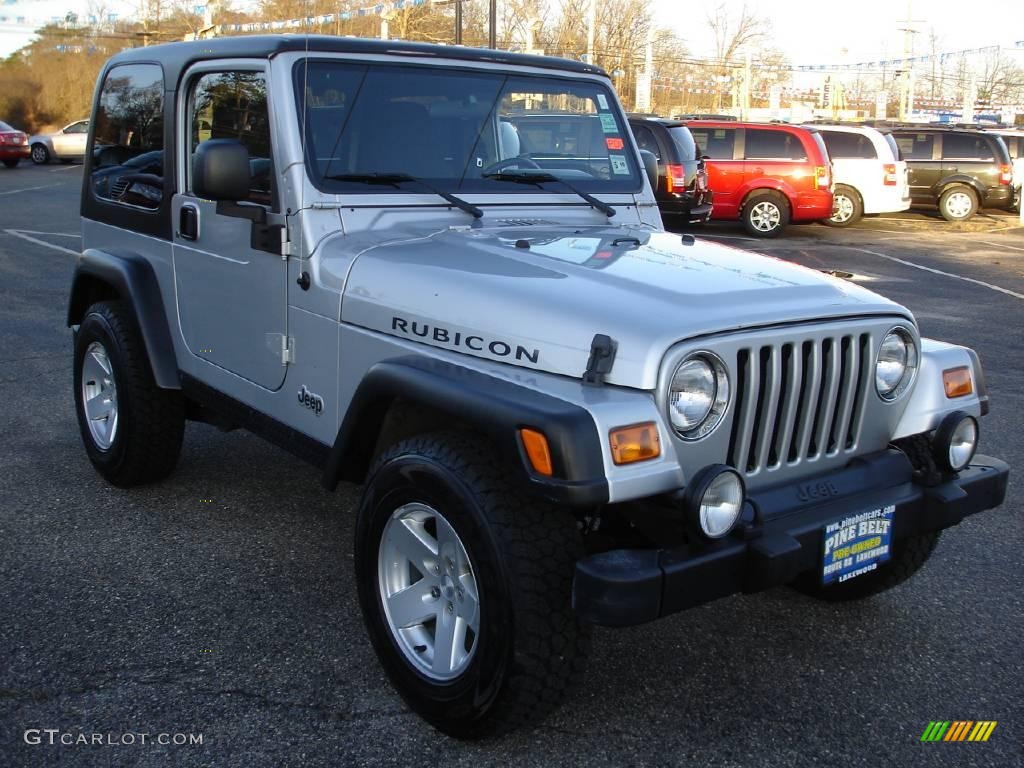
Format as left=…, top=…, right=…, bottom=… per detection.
left=821, top=504, right=895, bottom=585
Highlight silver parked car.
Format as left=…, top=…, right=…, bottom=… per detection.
left=29, top=119, right=89, bottom=164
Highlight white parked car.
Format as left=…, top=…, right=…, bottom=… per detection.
left=806, top=124, right=911, bottom=226
left=29, top=119, right=89, bottom=164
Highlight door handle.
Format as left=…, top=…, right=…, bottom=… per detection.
left=179, top=205, right=199, bottom=241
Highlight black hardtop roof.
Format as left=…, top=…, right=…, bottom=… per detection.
left=627, top=113, right=687, bottom=128
left=105, top=34, right=608, bottom=85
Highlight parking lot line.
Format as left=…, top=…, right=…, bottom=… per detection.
left=974, top=240, right=1024, bottom=253
left=0, top=183, right=63, bottom=197
left=3, top=228, right=81, bottom=256
left=850, top=246, right=1024, bottom=300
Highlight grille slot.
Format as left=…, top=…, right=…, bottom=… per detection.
left=110, top=177, right=129, bottom=199
left=728, top=333, right=872, bottom=475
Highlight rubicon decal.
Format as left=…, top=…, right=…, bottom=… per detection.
left=391, top=317, right=540, bottom=364
left=297, top=385, right=324, bottom=416
left=920, top=721, right=997, bottom=742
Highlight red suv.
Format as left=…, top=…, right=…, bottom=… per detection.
left=685, top=121, right=833, bottom=237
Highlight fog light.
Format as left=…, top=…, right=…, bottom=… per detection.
left=932, top=411, right=978, bottom=473
left=683, top=465, right=745, bottom=539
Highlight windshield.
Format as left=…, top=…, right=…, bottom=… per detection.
left=296, top=61, right=641, bottom=194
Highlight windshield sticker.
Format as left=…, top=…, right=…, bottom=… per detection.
left=606, top=137, right=625, bottom=150
left=609, top=155, right=629, bottom=175
left=600, top=114, right=618, bottom=134
left=597, top=94, right=609, bottom=110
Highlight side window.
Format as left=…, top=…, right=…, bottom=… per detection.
left=941, top=133, right=993, bottom=161
left=66, top=121, right=89, bottom=134
left=897, top=134, right=934, bottom=160
left=690, top=128, right=735, bottom=159
left=189, top=71, right=272, bottom=207
left=91, top=63, right=165, bottom=210
left=745, top=129, right=807, bottom=160
left=821, top=131, right=876, bottom=159
left=631, top=124, right=661, bottom=160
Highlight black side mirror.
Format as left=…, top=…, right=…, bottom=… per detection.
left=638, top=149, right=659, bottom=191
left=193, top=139, right=250, bottom=201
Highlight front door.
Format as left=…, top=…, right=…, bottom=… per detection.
left=172, top=66, right=287, bottom=391
left=689, top=126, right=741, bottom=218
left=894, top=132, right=939, bottom=204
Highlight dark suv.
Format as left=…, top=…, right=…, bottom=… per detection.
left=628, top=116, right=712, bottom=225
left=888, top=126, right=1014, bottom=221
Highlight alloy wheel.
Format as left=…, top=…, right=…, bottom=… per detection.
left=749, top=201, right=781, bottom=232
left=80, top=341, right=118, bottom=450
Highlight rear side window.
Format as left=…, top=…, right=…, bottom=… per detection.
left=942, top=133, right=994, bottom=160
left=91, top=63, right=165, bottom=210
left=896, top=133, right=934, bottom=160
left=667, top=126, right=697, bottom=161
left=631, top=123, right=662, bottom=160
left=689, top=128, right=735, bottom=159
left=821, top=131, right=877, bottom=159
left=744, top=129, right=807, bottom=161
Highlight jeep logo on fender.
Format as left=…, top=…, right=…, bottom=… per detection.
left=297, top=385, right=324, bottom=416
left=391, top=316, right=540, bottom=364
left=797, top=480, right=839, bottom=503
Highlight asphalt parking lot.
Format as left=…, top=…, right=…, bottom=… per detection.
left=1, top=161, right=1021, bottom=768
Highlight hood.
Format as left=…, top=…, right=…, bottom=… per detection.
left=336, top=225, right=911, bottom=389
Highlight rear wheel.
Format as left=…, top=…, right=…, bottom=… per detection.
left=30, top=143, right=50, bottom=164
left=938, top=185, right=978, bottom=222
left=2, top=158, right=19, bottom=168
left=742, top=191, right=790, bottom=237
left=791, top=531, right=941, bottom=601
left=73, top=301, right=185, bottom=486
left=824, top=185, right=862, bottom=227
left=355, top=431, right=589, bottom=738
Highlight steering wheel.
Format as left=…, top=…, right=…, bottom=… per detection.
left=481, top=155, right=542, bottom=175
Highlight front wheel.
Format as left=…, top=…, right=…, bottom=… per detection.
left=823, top=185, right=862, bottom=227
left=741, top=191, right=790, bottom=237
left=355, top=431, right=589, bottom=739
left=791, top=531, right=941, bottom=601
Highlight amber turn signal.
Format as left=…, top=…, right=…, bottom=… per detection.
left=519, top=428, right=553, bottom=476
left=943, top=366, right=973, bottom=398
left=609, top=422, right=661, bottom=465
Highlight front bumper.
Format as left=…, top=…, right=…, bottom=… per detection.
left=573, top=450, right=1009, bottom=627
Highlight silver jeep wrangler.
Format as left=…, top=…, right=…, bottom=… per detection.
left=70, top=36, right=1008, bottom=738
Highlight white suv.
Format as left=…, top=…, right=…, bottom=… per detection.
left=807, top=124, right=911, bottom=226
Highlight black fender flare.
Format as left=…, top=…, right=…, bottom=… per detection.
left=322, top=356, right=610, bottom=507
left=67, top=248, right=180, bottom=390
left=931, top=174, right=985, bottom=201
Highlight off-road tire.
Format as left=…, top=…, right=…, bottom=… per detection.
left=354, top=431, right=589, bottom=739
left=938, top=184, right=978, bottom=222
left=73, top=301, right=184, bottom=486
left=823, top=184, right=863, bottom=227
left=741, top=190, right=790, bottom=237
left=791, top=530, right=942, bottom=602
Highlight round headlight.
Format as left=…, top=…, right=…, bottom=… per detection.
left=682, top=465, right=746, bottom=539
left=668, top=353, right=730, bottom=439
left=932, top=412, right=979, bottom=472
left=876, top=327, right=918, bottom=400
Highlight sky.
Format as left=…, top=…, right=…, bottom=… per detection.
left=1, top=0, right=1022, bottom=61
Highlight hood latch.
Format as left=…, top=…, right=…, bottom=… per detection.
left=583, top=334, right=617, bottom=387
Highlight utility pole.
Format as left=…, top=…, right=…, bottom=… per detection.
left=896, top=0, right=923, bottom=121
left=488, top=0, right=496, bottom=48
left=455, top=0, right=462, bottom=45
left=740, top=50, right=751, bottom=120
left=587, top=0, right=596, bottom=64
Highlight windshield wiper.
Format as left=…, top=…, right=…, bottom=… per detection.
left=481, top=171, right=616, bottom=218
left=322, top=172, right=483, bottom=219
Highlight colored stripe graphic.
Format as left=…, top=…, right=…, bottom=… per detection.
left=945, top=721, right=972, bottom=741
left=969, top=721, right=997, bottom=742
left=921, top=721, right=950, bottom=742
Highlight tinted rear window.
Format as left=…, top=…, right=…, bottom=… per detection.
left=0, top=121, right=12, bottom=131
left=821, top=130, right=877, bottom=159
left=744, top=129, right=807, bottom=160
left=668, top=126, right=697, bottom=161
left=942, top=133, right=994, bottom=160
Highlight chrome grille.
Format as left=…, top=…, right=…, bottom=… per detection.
left=727, top=332, right=872, bottom=476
